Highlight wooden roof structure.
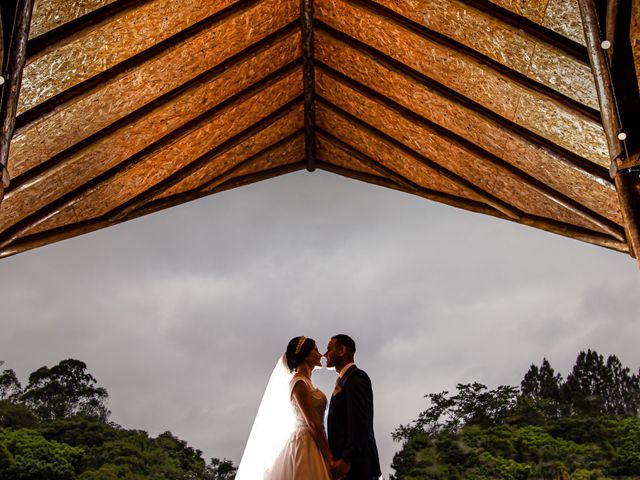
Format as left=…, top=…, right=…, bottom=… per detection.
left=0, top=0, right=639, bottom=262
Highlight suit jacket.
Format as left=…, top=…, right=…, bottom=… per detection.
left=328, top=366, right=381, bottom=479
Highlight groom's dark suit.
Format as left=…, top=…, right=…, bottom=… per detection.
left=328, top=365, right=381, bottom=480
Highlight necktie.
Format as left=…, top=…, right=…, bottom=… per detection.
left=333, top=377, right=342, bottom=396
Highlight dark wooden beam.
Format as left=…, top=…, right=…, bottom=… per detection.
left=340, top=0, right=600, bottom=122
left=11, top=24, right=301, bottom=189
left=109, top=128, right=304, bottom=221
left=318, top=67, right=626, bottom=241
left=317, top=160, right=628, bottom=253
left=316, top=130, right=517, bottom=217
left=579, top=0, right=640, bottom=263
left=0, top=0, right=34, bottom=205
left=15, top=0, right=267, bottom=127
left=301, top=0, right=316, bottom=171
left=455, top=0, right=589, bottom=64
left=0, top=71, right=304, bottom=249
left=317, top=97, right=523, bottom=220
left=316, top=23, right=610, bottom=182
left=0, top=162, right=306, bottom=258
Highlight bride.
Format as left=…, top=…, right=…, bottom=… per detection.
left=236, top=336, right=333, bottom=480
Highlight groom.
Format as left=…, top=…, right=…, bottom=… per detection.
left=325, top=334, right=381, bottom=480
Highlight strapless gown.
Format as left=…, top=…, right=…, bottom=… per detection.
left=269, top=375, right=332, bottom=480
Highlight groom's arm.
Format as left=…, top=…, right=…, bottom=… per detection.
left=343, top=371, right=372, bottom=462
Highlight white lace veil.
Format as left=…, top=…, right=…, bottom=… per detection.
left=235, top=353, right=295, bottom=480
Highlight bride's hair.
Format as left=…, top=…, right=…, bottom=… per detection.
left=284, top=336, right=315, bottom=372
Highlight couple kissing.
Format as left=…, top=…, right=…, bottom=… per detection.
left=236, top=334, right=381, bottom=480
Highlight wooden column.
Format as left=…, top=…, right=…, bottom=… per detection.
left=0, top=0, right=35, bottom=206
left=579, top=0, right=640, bottom=264
left=301, top=0, right=316, bottom=171
left=632, top=0, right=640, bottom=94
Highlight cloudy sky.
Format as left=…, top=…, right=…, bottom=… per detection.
left=1, top=170, right=639, bottom=478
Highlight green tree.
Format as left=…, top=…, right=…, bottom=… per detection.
left=0, top=427, right=84, bottom=479
left=207, top=457, right=237, bottom=479
left=21, top=359, right=110, bottom=421
left=0, top=364, right=22, bottom=401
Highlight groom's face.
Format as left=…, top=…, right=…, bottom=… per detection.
left=324, top=339, right=341, bottom=369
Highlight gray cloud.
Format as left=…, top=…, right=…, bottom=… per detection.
left=1, top=171, right=639, bottom=477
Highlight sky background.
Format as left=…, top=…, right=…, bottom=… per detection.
left=1, top=170, right=639, bottom=478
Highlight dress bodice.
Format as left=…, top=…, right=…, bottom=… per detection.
left=289, top=375, right=327, bottom=430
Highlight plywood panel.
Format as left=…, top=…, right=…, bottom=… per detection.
left=316, top=106, right=484, bottom=202
left=19, top=0, right=296, bottom=113
left=371, top=0, right=596, bottom=108
left=317, top=138, right=386, bottom=177
left=30, top=0, right=119, bottom=38
left=542, top=0, right=585, bottom=45
left=316, top=0, right=608, bottom=165
left=317, top=71, right=610, bottom=232
left=157, top=104, right=305, bottom=199
left=1, top=45, right=301, bottom=233
left=20, top=69, right=303, bottom=236
left=487, top=0, right=549, bottom=22
left=314, top=33, right=622, bottom=225
left=11, top=16, right=301, bottom=179
left=215, top=135, right=306, bottom=185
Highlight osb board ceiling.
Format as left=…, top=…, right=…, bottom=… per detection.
left=0, top=0, right=635, bottom=258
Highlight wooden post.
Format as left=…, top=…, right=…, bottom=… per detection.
left=301, top=0, right=316, bottom=171
left=578, top=0, right=640, bottom=264
left=0, top=0, right=35, bottom=206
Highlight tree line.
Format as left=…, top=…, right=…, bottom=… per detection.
left=391, top=350, right=640, bottom=479
left=0, top=359, right=237, bottom=479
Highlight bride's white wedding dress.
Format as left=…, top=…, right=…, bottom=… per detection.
left=235, top=357, right=332, bottom=480
left=269, top=375, right=332, bottom=480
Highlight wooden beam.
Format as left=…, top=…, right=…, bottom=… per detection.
left=316, top=131, right=516, bottom=217
left=0, top=161, right=306, bottom=258
left=0, top=0, right=34, bottom=205
left=317, top=160, right=628, bottom=253
left=578, top=0, right=640, bottom=263
left=108, top=128, right=305, bottom=221
left=317, top=97, right=523, bottom=220
left=453, top=0, right=589, bottom=64
left=316, top=22, right=609, bottom=180
left=301, top=0, right=317, bottom=171
left=318, top=67, right=626, bottom=241
left=335, top=0, right=600, bottom=122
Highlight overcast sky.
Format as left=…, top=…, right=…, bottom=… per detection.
left=1, top=170, right=639, bottom=478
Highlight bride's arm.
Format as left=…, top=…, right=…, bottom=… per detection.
left=292, top=381, right=334, bottom=465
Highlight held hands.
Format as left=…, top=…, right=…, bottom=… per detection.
left=330, top=459, right=351, bottom=480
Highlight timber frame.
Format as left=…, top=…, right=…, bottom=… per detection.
left=0, top=0, right=639, bottom=263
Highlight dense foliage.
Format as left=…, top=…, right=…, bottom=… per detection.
left=391, top=350, right=640, bottom=479
left=0, top=359, right=236, bottom=480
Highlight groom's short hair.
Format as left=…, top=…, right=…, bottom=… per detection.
left=332, top=334, right=356, bottom=355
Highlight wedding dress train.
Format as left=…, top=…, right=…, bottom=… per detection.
left=236, top=357, right=331, bottom=480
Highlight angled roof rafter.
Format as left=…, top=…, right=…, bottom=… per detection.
left=0, top=0, right=636, bottom=263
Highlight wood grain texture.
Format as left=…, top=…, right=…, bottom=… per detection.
left=316, top=113, right=482, bottom=202
left=317, top=71, right=613, bottom=233
left=156, top=103, right=305, bottom=199
left=18, top=0, right=297, bottom=113
left=17, top=69, right=303, bottom=237
left=316, top=0, right=608, bottom=166
left=371, top=0, right=597, bottom=109
left=29, top=0, right=119, bottom=39
left=487, top=0, right=585, bottom=46
left=542, top=0, right=586, bottom=45
left=632, top=0, right=640, bottom=94
left=315, top=32, right=621, bottom=226
left=10, top=14, right=301, bottom=179
left=1, top=44, right=301, bottom=233
left=318, top=159, right=628, bottom=252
